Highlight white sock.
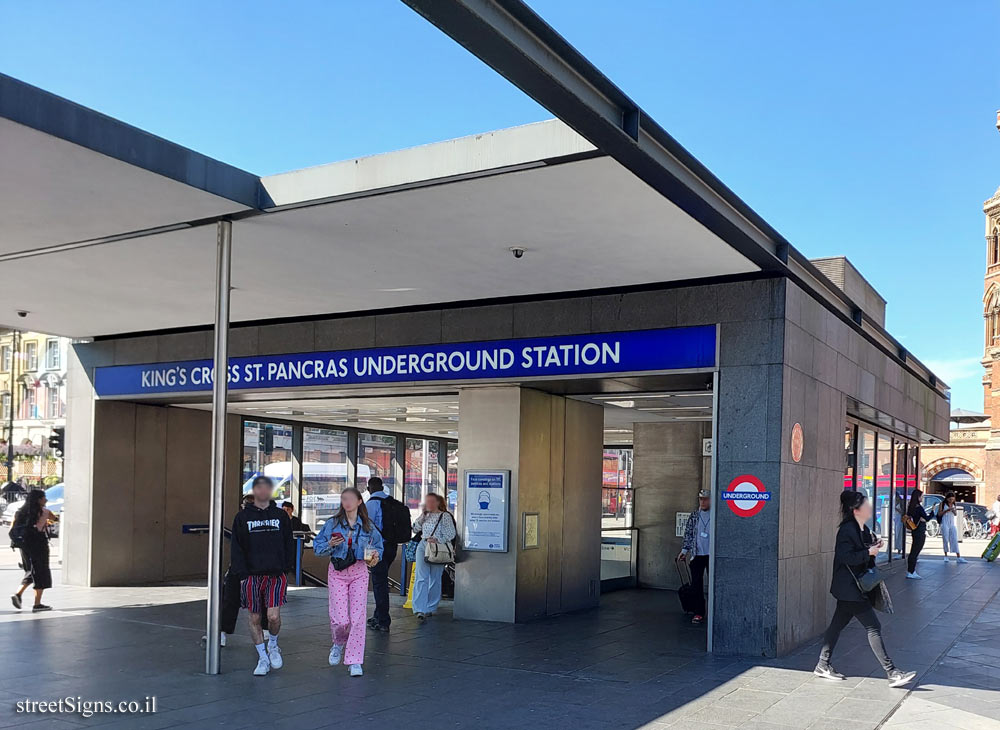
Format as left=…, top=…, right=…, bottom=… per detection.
left=255, top=642, right=268, bottom=661
left=267, top=634, right=278, bottom=650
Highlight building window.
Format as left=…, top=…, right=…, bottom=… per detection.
left=21, top=385, right=35, bottom=419
left=45, top=339, right=60, bottom=370
left=0, top=346, right=10, bottom=373
left=46, top=387, right=60, bottom=419
left=1, top=393, right=9, bottom=420
left=24, top=342, right=37, bottom=371
left=994, top=229, right=999, bottom=264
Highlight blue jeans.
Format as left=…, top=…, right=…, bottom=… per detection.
left=411, top=542, right=445, bottom=615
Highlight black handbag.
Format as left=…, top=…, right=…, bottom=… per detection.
left=853, top=567, right=884, bottom=594
left=330, top=523, right=359, bottom=571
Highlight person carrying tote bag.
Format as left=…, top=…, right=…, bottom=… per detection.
left=410, top=494, right=456, bottom=620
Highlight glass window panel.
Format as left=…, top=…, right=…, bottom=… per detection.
left=358, top=432, right=396, bottom=493
left=404, top=438, right=442, bottom=517
left=446, top=442, right=459, bottom=513
left=241, top=421, right=294, bottom=503
left=874, top=433, right=892, bottom=549
left=302, top=427, right=348, bottom=530
left=844, top=423, right=856, bottom=490
left=602, top=448, right=634, bottom=529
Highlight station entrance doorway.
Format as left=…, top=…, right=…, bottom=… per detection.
left=170, top=371, right=716, bottom=642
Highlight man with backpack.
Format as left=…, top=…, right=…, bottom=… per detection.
left=364, top=477, right=411, bottom=632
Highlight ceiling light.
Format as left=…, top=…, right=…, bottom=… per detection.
left=604, top=400, right=635, bottom=408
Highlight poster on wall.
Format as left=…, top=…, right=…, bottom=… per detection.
left=463, top=470, right=510, bottom=552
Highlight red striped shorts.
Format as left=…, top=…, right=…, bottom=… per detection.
left=240, top=574, right=287, bottom=614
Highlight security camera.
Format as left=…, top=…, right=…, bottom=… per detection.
left=509, top=247, right=526, bottom=259
left=15, top=310, right=28, bottom=318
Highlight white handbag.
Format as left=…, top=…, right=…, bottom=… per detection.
left=423, top=514, right=456, bottom=564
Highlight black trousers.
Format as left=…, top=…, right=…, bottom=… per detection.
left=819, top=599, right=893, bottom=673
left=907, top=528, right=926, bottom=574
left=370, top=542, right=398, bottom=628
left=690, top=554, right=709, bottom=616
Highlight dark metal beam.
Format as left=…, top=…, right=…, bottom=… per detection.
left=400, top=0, right=949, bottom=397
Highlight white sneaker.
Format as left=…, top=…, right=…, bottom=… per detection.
left=942, top=557, right=950, bottom=563
left=268, top=644, right=283, bottom=669
left=906, top=572, right=922, bottom=580
left=957, top=557, right=968, bottom=564
left=253, top=656, right=270, bottom=676
left=220, top=632, right=227, bottom=647
left=329, top=644, right=343, bottom=666
left=349, top=663, right=363, bottom=677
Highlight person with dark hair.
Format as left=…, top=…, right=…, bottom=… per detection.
left=210, top=494, right=269, bottom=648
left=231, top=476, right=294, bottom=676
left=10, top=489, right=53, bottom=612
left=906, top=488, right=930, bottom=579
left=411, top=493, right=456, bottom=621
left=280, top=501, right=311, bottom=533
left=936, top=492, right=966, bottom=564
left=815, top=491, right=915, bottom=688
left=364, top=476, right=408, bottom=633
left=314, top=487, right=382, bottom=677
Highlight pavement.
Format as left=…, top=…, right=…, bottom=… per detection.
left=0, top=537, right=998, bottom=730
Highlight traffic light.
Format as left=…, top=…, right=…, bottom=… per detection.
left=48, top=426, right=64, bottom=457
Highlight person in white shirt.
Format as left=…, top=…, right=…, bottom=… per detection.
left=991, top=494, right=1000, bottom=537
left=937, top=492, right=966, bottom=563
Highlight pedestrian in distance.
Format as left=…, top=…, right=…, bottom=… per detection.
left=906, top=488, right=931, bottom=579
left=314, top=487, right=382, bottom=677
left=937, top=492, right=967, bottom=564
left=230, top=476, right=294, bottom=676
left=990, top=494, right=1000, bottom=537
left=411, top=493, right=456, bottom=621
left=9, top=489, right=54, bottom=612
left=677, top=489, right=712, bottom=625
left=364, top=476, right=411, bottom=633
left=815, top=490, right=916, bottom=688
left=280, top=501, right=312, bottom=534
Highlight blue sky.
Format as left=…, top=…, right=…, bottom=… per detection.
left=2, top=1, right=998, bottom=410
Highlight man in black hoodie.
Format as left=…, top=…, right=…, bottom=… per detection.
left=231, top=476, right=294, bottom=676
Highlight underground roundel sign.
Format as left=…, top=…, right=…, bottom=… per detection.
left=722, top=475, right=771, bottom=517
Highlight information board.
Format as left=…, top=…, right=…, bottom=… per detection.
left=463, top=470, right=510, bottom=552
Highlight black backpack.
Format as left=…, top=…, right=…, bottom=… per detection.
left=375, top=495, right=412, bottom=544
left=8, top=509, right=27, bottom=550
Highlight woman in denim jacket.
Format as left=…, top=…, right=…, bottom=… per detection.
left=314, top=487, right=382, bottom=677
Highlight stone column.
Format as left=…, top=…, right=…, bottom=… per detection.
left=454, top=386, right=602, bottom=622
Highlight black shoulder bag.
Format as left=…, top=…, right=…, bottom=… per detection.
left=330, top=522, right=360, bottom=571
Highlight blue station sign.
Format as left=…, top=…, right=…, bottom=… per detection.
left=93, top=325, right=716, bottom=397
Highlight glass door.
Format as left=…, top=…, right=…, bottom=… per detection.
left=241, top=420, right=295, bottom=502
left=357, top=433, right=397, bottom=493
left=302, top=427, right=349, bottom=530
left=404, top=438, right=442, bottom=519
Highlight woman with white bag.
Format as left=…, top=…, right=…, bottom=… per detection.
left=411, top=493, right=456, bottom=620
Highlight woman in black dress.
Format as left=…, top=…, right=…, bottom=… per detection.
left=10, top=489, right=53, bottom=612
left=815, top=490, right=915, bottom=687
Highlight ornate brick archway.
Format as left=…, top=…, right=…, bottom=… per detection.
left=921, top=457, right=983, bottom=483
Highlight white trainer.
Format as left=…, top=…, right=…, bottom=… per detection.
left=329, top=644, right=344, bottom=666
left=906, top=572, right=922, bottom=580
left=957, top=557, right=968, bottom=564
left=220, top=632, right=227, bottom=647
left=349, top=663, right=363, bottom=677
left=942, top=557, right=950, bottom=563
left=253, top=656, right=270, bottom=676
left=268, top=645, right=283, bottom=669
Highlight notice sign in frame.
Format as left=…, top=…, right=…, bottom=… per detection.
left=463, top=470, right=510, bottom=552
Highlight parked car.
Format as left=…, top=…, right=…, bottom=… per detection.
left=2, top=483, right=63, bottom=536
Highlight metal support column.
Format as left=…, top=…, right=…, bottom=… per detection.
left=206, top=220, right=232, bottom=675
